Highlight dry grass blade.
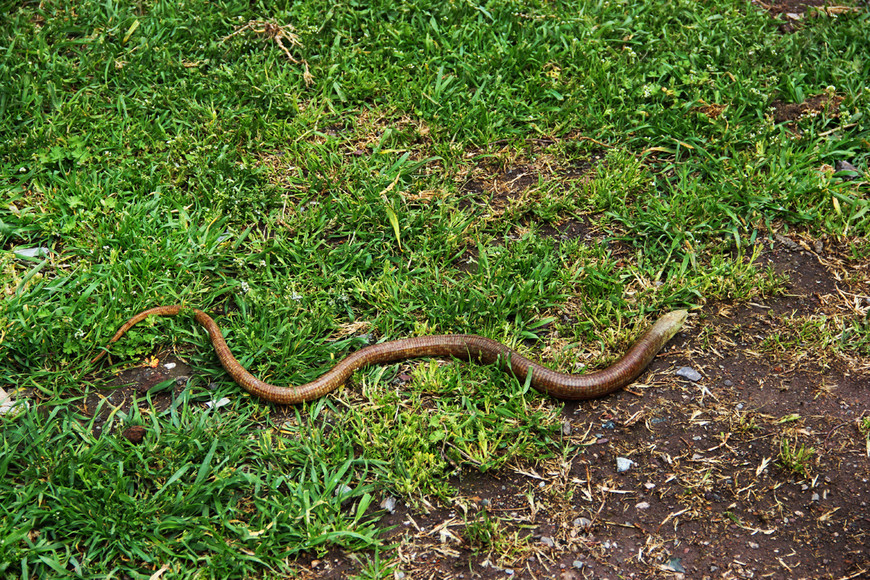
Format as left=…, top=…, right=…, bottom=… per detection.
left=221, top=19, right=313, bottom=84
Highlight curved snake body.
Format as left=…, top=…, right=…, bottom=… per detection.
left=91, top=306, right=687, bottom=404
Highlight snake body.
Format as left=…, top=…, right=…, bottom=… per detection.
left=91, top=306, right=687, bottom=404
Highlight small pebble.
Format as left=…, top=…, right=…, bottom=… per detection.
left=616, top=457, right=634, bottom=472
left=811, top=493, right=820, bottom=502
left=636, top=501, right=650, bottom=510
left=676, top=367, right=702, bottom=382
left=572, top=560, right=584, bottom=569
left=562, top=421, right=572, bottom=435
left=163, top=362, right=176, bottom=370
left=748, top=541, right=759, bottom=549
left=380, top=496, right=397, bottom=513
left=666, top=557, right=686, bottom=573
left=574, top=517, right=592, bottom=529
left=540, top=536, right=554, bottom=547
left=723, top=379, right=733, bottom=387
left=602, top=420, right=615, bottom=430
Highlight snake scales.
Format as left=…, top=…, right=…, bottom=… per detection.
left=91, top=306, right=687, bottom=404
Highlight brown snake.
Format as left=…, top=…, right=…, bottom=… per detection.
left=91, top=306, right=687, bottom=404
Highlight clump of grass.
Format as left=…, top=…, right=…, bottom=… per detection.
left=0, top=397, right=383, bottom=578
left=778, top=438, right=816, bottom=478
left=859, top=417, right=870, bottom=448
left=462, top=508, right=528, bottom=562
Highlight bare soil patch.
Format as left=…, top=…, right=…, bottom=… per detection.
left=770, top=93, right=843, bottom=125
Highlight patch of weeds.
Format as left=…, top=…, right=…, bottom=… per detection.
left=463, top=508, right=527, bottom=562
left=0, top=399, right=383, bottom=578
left=340, top=362, right=563, bottom=502
left=349, top=550, right=396, bottom=580
left=859, top=417, right=870, bottom=452
left=777, top=438, right=816, bottom=478
left=464, top=509, right=500, bottom=549
left=761, top=313, right=868, bottom=357
left=731, top=410, right=760, bottom=434
left=840, top=313, right=870, bottom=356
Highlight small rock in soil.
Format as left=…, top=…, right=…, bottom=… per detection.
left=540, top=536, right=555, bottom=547
left=572, top=560, right=584, bottom=569
left=381, top=496, right=397, bottom=512
left=676, top=367, right=702, bottom=382
left=616, top=457, right=634, bottom=472
left=665, top=557, right=686, bottom=573
left=724, top=379, right=733, bottom=386
left=574, top=517, right=592, bottom=529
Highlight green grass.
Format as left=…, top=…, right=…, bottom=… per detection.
left=778, top=437, right=816, bottom=478
left=1, top=0, right=869, bottom=577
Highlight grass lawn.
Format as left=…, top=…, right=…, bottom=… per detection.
left=1, top=0, right=868, bottom=578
